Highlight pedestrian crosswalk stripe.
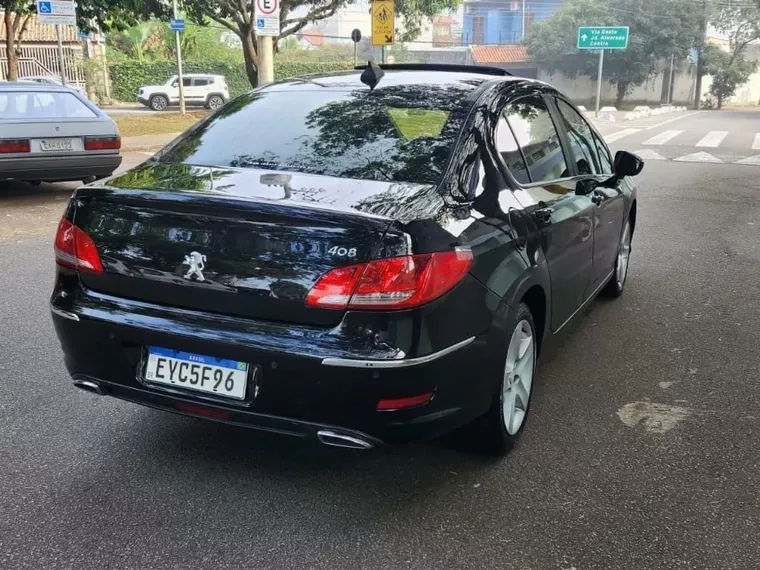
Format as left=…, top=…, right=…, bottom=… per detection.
left=696, top=131, right=728, bottom=147
left=753, top=134, right=760, bottom=150
left=604, top=128, right=640, bottom=143
left=735, top=155, right=760, bottom=165
left=633, top=149, right=666, bottom=160
left=674, top=152, right=723, bottom=163
left=642, top=130, right=682, bottom=145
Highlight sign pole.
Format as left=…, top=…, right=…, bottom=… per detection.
left=595, top=49, right=604, bottom=118
left=258, top=36, right=274, bottom=85
left=254, top=0, right=279, bottom=85
left=55, top=24, right=67, bottom=85
left=172, top=0, right=186, bottom=115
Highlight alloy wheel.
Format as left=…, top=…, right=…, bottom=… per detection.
left=502, top=319, right=535, bottom=435
left=617, top=221, right=632, bottom=288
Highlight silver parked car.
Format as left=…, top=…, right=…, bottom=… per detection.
left=18, top=75, right=87, bottom=98
left=0, top=82, right=121, bottom=184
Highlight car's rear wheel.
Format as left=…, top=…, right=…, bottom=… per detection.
left=150, top=95, right=169, bottom=112
left=463, top=303, right=536, bottom=456
left=602, top=218, right=632, bottom=298
left=206, top=95, right=225, bottom=110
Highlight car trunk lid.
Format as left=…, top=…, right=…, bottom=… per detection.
left=72, top=163, right=443, bottom=327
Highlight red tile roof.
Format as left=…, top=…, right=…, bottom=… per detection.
left=469, top=45, right=531, bottom=64
left=0, top=14, right=79, bottom=43
left=298, top=28, right=325, bottom=47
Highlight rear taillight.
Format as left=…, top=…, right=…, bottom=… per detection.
left=84, top=136, right=121, bottom=151
left=0, top=139, right=30, bottom=153
left=54, top=218, right=104, bottom=273
left=306, top=249, right=473, bottom=311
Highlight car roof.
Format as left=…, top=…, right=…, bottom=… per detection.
left=0, top=81, right=74, bottom=92
left=266, top=68, right=524, bottom=93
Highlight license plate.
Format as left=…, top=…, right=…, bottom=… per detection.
left=144, top=347, right=249, bottom=400
left=40, top=138, right=73, bottom=151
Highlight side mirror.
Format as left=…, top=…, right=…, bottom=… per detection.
left=171, top=81, right=178, bottom=88
left=613, top=150, right=644, bottom=177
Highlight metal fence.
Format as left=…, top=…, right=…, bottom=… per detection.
left=0, top=45, right=87, bottom=86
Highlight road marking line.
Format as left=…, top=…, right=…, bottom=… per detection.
left=735, top=155, right=760, bottom=165
left=633, top=149, right=666, bottom=160
left=674, top=151, right=723, bottom=163
left=642, top=130, right=682, bottom=145
left=696, top=131, right=728, bottom=147
left=604, top=128, right=641, bottom=143
left=753, top=134, right=760, bottom=150
left=644, top=111, right=702, bottom=129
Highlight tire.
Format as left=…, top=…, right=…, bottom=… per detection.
left=149, top=94, right=169, bottom=112
left=602, top=218, right=632, bottom=298
left=463, top=303, right=537, bottom=456
left=206, top=95, right=225, bottom=110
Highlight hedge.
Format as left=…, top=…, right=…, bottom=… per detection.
left=109, top=60, right=354, bottom=102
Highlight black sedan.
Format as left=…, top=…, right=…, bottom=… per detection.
left=50, top=64, right=643, bottom=455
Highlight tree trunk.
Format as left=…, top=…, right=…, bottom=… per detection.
left=716, top=93, right=723, bottom=110
left=615, top=81, right=628, bottom=108
left=241, top=28, right=259, bottom=88
left=3, top=11, right=18, bottom=81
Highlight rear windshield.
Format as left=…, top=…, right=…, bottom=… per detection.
left=0, top=91, right=96, bottom=119
left=157, top=82, right=477, bottom=185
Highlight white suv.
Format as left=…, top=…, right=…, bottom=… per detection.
left=137, top=74, right=230, bottom=111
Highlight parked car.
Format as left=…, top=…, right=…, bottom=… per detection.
left=51, top=64, right=643, bottom=455
left=0, top=82, right=121, bottom=185
left=137, top=74, right=229, bottom=111
left=18, top=75, right=87, bottom=98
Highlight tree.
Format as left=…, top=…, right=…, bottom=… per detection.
left=2, top=2, right=34, bottom=80
left=182, top=0, right=459, bottom=88
left=702, top=45, right=756, bottom=109
left=702, top=3, right=760, bottom=108
left=2, top=0, right=165, bottom=80
left=525, top=0, right=704, bottom=107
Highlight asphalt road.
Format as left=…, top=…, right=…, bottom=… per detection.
left=1, top=112, right=759, bottom=569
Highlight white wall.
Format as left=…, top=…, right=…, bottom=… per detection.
left=537, top=60, right=697, bottom=106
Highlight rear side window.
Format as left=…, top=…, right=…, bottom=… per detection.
left=193, top=78, right=210, bottom=86
left=505, top=96, right=569, bottom=183
left=157, top=84, right=477, bottom=185
left=495, top=117, right=530, bottom=185
left=0, top=91, right=96, bottom=119
left=555, top=99, right=599, bottom=175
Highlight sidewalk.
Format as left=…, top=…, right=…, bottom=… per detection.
left=121, top=132, right=180, bottom=152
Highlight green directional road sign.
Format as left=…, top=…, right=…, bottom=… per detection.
left=577, top=26, right=629, bottom=50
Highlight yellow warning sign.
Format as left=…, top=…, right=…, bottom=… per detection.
left=372, top=0, right=395, bottom=46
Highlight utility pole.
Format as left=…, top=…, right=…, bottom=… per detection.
left=521, top=0, right=526, bottom=40
left=693, top=0, right=708, bottom=110
left=55, top=25, right=67, bottom=86
left=668, top=52, right=675, bottom=104
left=172, top=0, right=186, bottom=114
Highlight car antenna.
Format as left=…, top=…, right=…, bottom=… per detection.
left=360, top=61, right=385, bottom=90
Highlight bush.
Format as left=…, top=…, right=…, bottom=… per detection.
left=109, top=60, right=354, bottom=102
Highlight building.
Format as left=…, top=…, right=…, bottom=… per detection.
left=297, top=28, right=326, bottom=50
left=0, top=15, right=86, bottom=82
left=468, top=44, right=536, bottom=77
left=462, top=0, right=564, bottom=45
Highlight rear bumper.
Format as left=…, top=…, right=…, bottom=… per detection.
left=0, top=153, right=122, bottom=182
left=51, top=287, right=498, bottom=445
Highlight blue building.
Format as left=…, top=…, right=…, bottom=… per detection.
left=462, top=0, right=565, bottom=45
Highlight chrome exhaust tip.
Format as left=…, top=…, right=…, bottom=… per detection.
left=317, top=430, right=374, bottom=450
left=73, top=379, right=106, bottom=396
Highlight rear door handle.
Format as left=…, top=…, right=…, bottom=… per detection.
left=534, top=207, right=554, bottom=223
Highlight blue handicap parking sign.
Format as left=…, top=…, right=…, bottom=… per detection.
left=257, top=18, right=265, bottom=28
left=38, top=1, right=52, bottom=13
